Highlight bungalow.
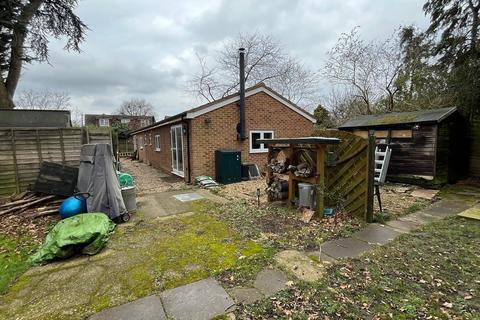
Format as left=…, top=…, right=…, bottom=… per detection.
left=130, top=83, right=316, bottom=183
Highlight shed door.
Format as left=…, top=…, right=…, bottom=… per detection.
left=170, top=125, right=184, bottom=177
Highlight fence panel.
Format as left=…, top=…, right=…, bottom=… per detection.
left=314, top=130, right=369, bottom=219
left=0, top=127, right=112, bottom=198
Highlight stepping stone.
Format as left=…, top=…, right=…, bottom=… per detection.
left=411, top=188, right=439, bottom=200
left=385, top=219, right=419, bottom=232
left=229, top=287, right=263, bottom=304
left=320, top=238, right=371, bottom=259
left=274, top=250, right=324, bottom=282
left=352, top=224, right=402, bottom=245
left=89, top=295, right=166, bottom=320
left=308, top=250, right=337, bottom=263
left=160, top=277, right=234, bottom=320
left=254, top=268, right=289, bottom=296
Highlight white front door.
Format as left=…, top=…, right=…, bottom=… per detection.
left=170, top=124, right=184, bottom=177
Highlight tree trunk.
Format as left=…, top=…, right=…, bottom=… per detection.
left=1, top=0, right=45, bottom=109
left=0, top=82, right=15, bottom=109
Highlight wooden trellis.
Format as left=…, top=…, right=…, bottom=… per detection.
left=261, top=131, right=373, bottom=221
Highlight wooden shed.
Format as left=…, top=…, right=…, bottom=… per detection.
left=339, top=107, right=468, bottom=186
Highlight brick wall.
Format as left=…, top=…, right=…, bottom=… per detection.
left=189, top=91, right=314, bottom=180
left=133, top=91, right=314, bottom=182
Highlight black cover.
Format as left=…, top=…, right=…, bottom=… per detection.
left=34, top=162, right=78, bottom=196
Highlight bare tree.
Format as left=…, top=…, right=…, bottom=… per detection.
left=323, top=27, right=380, bottom=115
left=116, top=98, right=155, bottom=117
left=0, top=0, right=87, bottom=109
left=15, top=89, right=71, bottom=110
left=376, top=34, right=403, bottom=112
left=189, top=32, right=319, bottom=108
left=321, top=88, right=366, bottom=126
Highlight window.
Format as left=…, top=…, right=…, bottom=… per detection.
left=154, top=134, right=161, bottom=151
left=141, top=119, right=150, bottom=127
left=249, top=130, right=274, bottom=153
left=99, top=118, right=110, bottom=127
left=149, top=133, right=153, bottom=145
left=139, top=136, right=143, bottom=149
left=121, top=118, right=130, bottom=124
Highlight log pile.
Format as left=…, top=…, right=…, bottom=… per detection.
left=0, top=192, right=65, bottom=219
left=268, top=159, right=288, bottom=174
left=288, top=163, right=313, bottom=178
left=267, top=177, right=289, bottom=200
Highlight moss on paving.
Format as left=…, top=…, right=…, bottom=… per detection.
left=238, top=217, right=480, bottom=319
left=0, top=234, right=38, bottom=294
left=0, top=205, right=267, bottom=320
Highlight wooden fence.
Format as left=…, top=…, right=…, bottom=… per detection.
left=0, top=127, right=112, bottom=198
left=313, top=130, right=370, bottom=219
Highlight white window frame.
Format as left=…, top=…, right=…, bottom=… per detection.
left=249, top=130, right=274, bottom=154
left=154, top=134, right=161, bottom=151
left=99, top=118, right=110, bottom=127
left=149, top=133, right=153, bottom=145
left=121, top=118, right=130, bottom=124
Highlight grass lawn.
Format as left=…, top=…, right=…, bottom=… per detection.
left=238, top=216, right=480, bottom=319
left=0, top=234, right=38, bottom=294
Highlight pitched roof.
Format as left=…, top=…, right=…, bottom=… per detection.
left=339, top=107, right=458, bottom=129
left=131, top=83, right=316, bottom=134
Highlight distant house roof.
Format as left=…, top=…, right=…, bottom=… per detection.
left=84, top=114, right=154, bottom=120
left=0, top=109, right=71, bottom=128
left=131, top=83, right=316, bottom=135
left=339, top=107, right=458, bottom=129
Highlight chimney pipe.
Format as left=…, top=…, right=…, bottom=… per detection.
left=238, top=47, right=246, bottom=140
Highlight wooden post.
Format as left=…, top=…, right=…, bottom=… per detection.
left=10, top=129, right=20, bottom=193
left=366, top=131, right=375, bottom=223
left=316, top=145, right=325, bottom=216
left=287, top=145, right=295, bottom=207
left=59, top=128, right=66, bottom=164
left=35, top=129, right=43, bottom=164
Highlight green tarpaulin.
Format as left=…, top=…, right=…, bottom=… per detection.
left=30, top=213, right=116, bottom=263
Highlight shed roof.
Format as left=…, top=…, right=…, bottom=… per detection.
left=257, top=137, right=340, bottom=145
left=339, top=107, right=457, bottom=129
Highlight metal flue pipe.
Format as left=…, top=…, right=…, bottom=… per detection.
left=238, top=47, right=246, bottom=140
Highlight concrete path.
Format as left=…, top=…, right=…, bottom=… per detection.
left=88, top=199, right=470, bottom=319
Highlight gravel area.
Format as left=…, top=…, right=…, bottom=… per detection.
left=217, top=179, right=269, bottom=204
left=120, top=159, right=185, bottom=194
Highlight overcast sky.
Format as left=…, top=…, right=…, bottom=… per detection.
left=17, top=0, right=429, bottom=120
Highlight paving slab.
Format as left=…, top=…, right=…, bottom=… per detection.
left=254, top=268, right=289, bottom=296
left=352, top=224, right=403, bottom=245
left=320, top=238, right=372, bottom=259
left=160, top=278, right=234, bottom=320
left=385, top=219, right=420, bottom=233
left=229, top=287, right=264, bottom=304
left=173, top=193, right=204, bottom=202
left=422, top=200, right=470, bottom=217
left=274, top=250, right=324, bottom=282
left=458, top=207, right=480, bottom=220
left=411, top=188, right=439, bottom=200
left=89, top=295, right=166, bottom=320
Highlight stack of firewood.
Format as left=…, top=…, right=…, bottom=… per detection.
left=288, top=163, right=313, bottom=178
left=0, top=192, right=65, bottom=219
left=268, top=159, right=287, bottom=174
left=267, top=177, right=289, bottom=200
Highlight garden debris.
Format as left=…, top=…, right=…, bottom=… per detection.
left=299, top=207, right=315, bottom=223
left=0, top=192, right=64, bottom=219
left=218, top=179, right=268, bottom=203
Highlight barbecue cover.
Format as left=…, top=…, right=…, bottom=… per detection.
left=77, top=144, right=126, bottom=219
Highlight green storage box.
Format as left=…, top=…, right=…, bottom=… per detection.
left=215, top=150, right=241, bottom=184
